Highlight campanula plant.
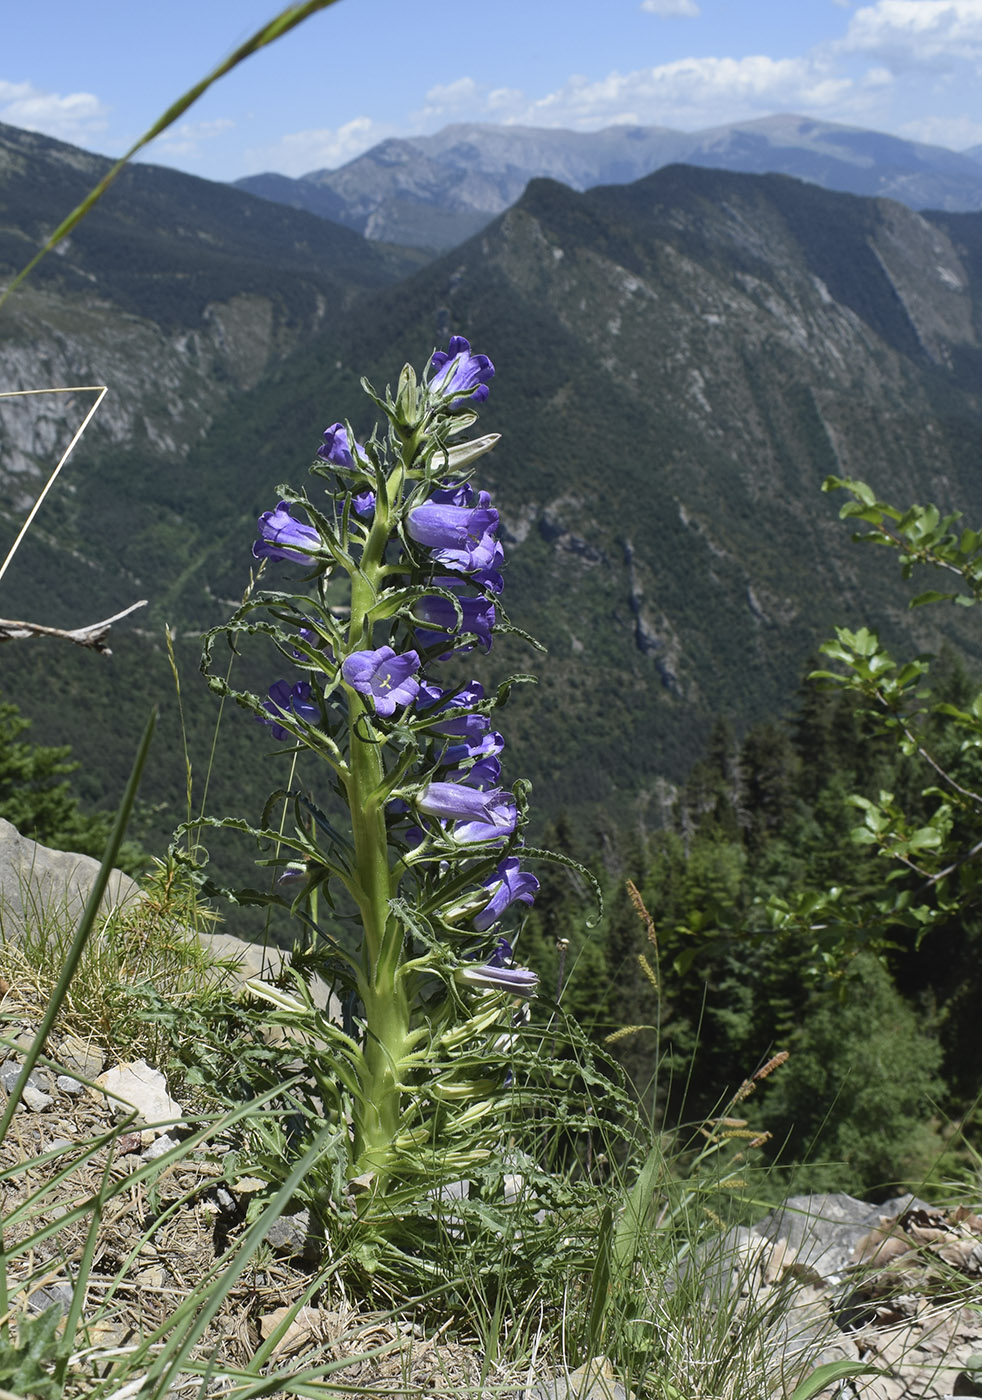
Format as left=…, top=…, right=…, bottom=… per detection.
left=190, top=337, right=590, bottom=1220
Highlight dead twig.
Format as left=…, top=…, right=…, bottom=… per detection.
left=0, top=600, right=148, bottom=654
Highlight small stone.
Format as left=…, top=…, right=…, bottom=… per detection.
left=1, top=1061, right=53, bottom=1109
left=21, top=1083, right=53, bottom=1111
left=46, top=1137, right=73, bottom=1154
left=0, top=1060, right=24, bottom=1092
left=264, top=1209, right=317, bottom=1259
left=11, top=1030, right=43, bottom=1055
left=94, top=1059, right=185, bottom=1144
left=56, top=1074, right=85, bottom=1096
left=232, top=1176, right=266, bottom=1194
left=57, top=1033, right=105, bottom=1080
left=27, top=1282, right=74, bottom=1315
left=142, top=1132, right=181, bottom=1161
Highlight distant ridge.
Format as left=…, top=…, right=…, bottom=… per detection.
left=235, top=114, right=982, bottom=250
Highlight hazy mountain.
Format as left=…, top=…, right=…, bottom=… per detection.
left=236, top=114, right=982, bottom=251
left=6, top=120, right=982, bottom=853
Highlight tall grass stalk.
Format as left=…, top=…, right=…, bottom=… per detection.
left=0, top=2, right=344, bottom=313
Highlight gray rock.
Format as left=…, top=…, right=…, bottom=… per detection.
left=0, top=816, right=140, bottom=936
left=57, top=1032, right=106, bottom=1080
left=21, top=1082, right=53, bottom=1111
left=264, top=1209, right=318, bottom=1260
left=0, top=819, right=338, bottom=1013
left=0, top=1059, right=51, bottom=1109
left=27, top=1281, right=75, bottom=1315
left=56, top=1074, right=85, bottom=1096
left=142, top=1132, right=182, bottom=1161
left=752, top=1192, right=885, bottom=1280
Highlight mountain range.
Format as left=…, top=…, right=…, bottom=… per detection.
left=3, top=118, right=982, bottom=859
left=235, top=114, right=982, bottom=250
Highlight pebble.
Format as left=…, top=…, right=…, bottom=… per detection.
left=21, top=1083, right=54, bottom=1110
left=264, top=1209, right=317, bottom=1259
left=1, top=1061, right=54, bottom=1110
left=56, top=1074, right=85, bottom=1096
left=143, top=1132, right=181, bottom=1161
left=57, top=1033, right=105, bottom=1080
left=27, top=1282, right=74, bottom=1316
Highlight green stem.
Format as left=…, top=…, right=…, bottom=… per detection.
left=344, top=460, right=413, bottom=1184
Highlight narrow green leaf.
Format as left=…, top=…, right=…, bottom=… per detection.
left=0, top=1, right=342, bottom=310
left=787, top=1360, right=887, bottom=1400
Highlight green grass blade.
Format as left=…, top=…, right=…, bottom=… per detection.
left=0, top=0, right=343, bottom=311
left=787, top=1359, right=888, bottom=1400
left=141, top=1126, right=346, bottom=1398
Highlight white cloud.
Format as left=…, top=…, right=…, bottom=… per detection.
left=502, top=55, right=853, bottom=132
left=422, top=77, right=480, bottom=117
left=486, top=86, right=525, bottom=114
left=842, top=0, right=982, bottom=69
left=153, top=118, right=234, bottom=160
left=899, top=111, right=982, bottom=147
left=641, top=0, right=700, bottom=16
left=243, top=116, right=393, bottom=176
left=0, top=79, right=109, bottom=146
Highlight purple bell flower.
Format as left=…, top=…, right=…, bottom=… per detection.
left=260, top=680, right=320, bottom=741
left=351, top=490, right=376, bottom=519
left=446, top=756, right=502, bottom=789
left=341, top=646, right=421, bottom=717
left=318, top=422, right=362, bottom=468
left=455, top=937, right=537, bottom=996
left=440, top=730, right=505, bottom=767
left=430, top=336, right=495, bottom=409
left=253, top=502, right=320, bottom=565
left=407, top=499, right=500, bottom=573
left=417, top=679, right=485, bottom=712
left=452, top=791, right=517, bottom=843
left=415, top=583, right=496, bottom=653
left=430, top=482, right=493, bottom=510
left=417, top=781, right=517, bottom=843
left=473, top=858, right=540, bottom=932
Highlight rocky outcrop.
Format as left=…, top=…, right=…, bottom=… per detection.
left=0, top=817, right=327, bottom=1001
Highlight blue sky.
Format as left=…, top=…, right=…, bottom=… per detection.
left=2, top=0, right=982, bottom=180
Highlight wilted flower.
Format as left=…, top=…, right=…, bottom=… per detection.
left=260, top=679, right=320, bottom=740
left=430, top=336, right=495, bottom=409
left=342, top=646, right=421, bottom=717
left=254, top=502, right=320, bottom=564
left=473, top=858, right=540, bottom=932
left=455, top=938, right=538, bottom=996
